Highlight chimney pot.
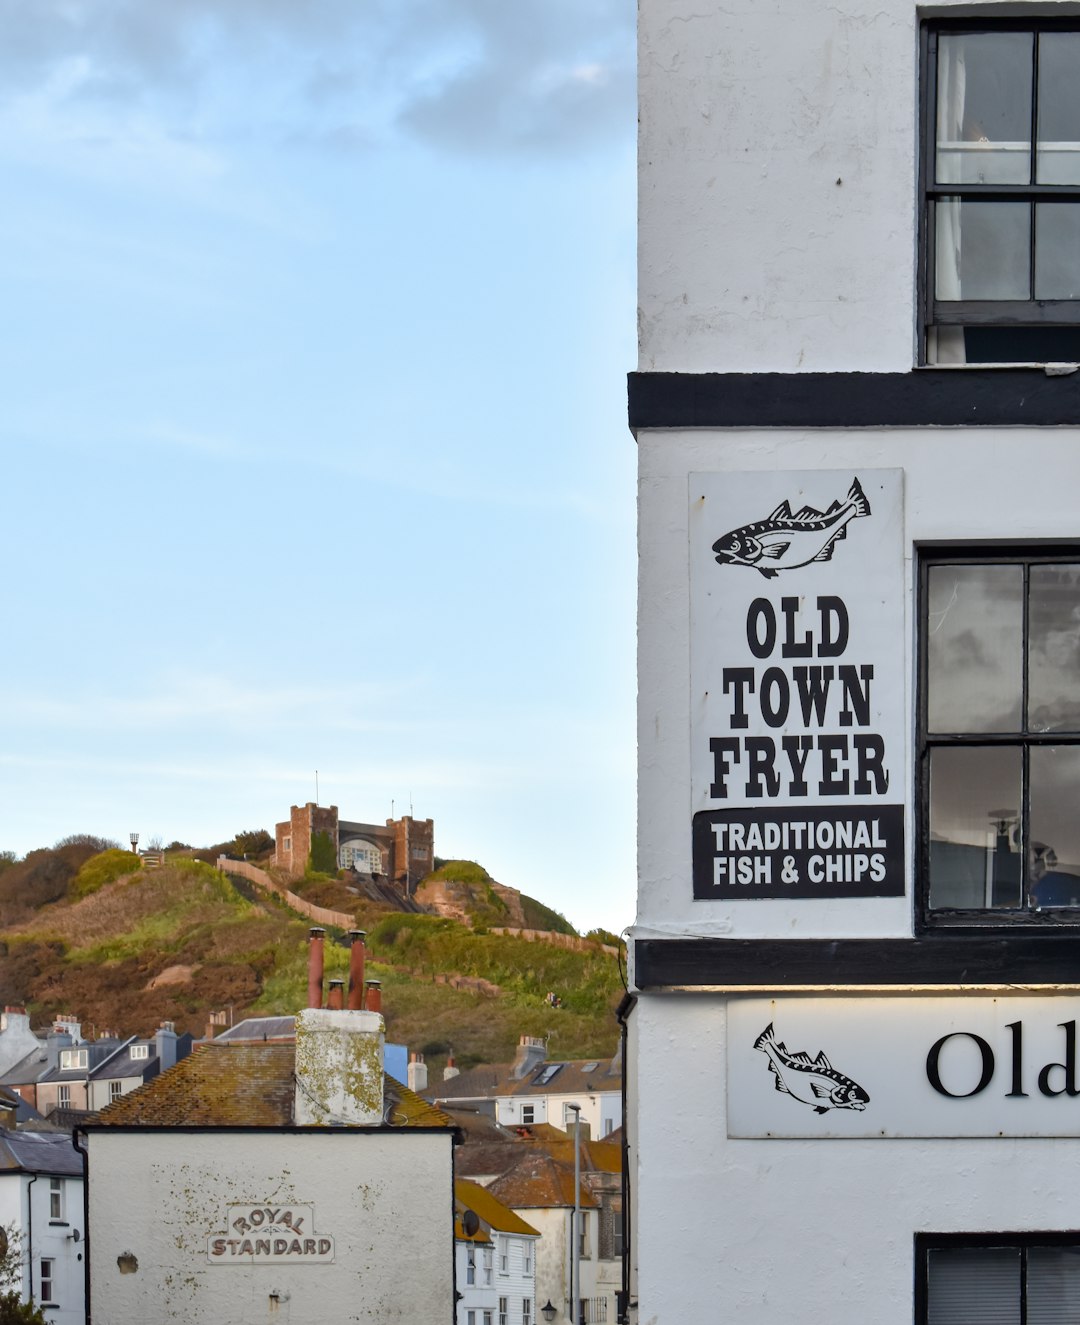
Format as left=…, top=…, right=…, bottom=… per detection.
left=327, top=980, right=344, bottom=1011
left=364, top=980, right=382, bottom=1014
left=347, top=931, right=366, bottom=1010
left=307, top=928, right=326, bottom=1009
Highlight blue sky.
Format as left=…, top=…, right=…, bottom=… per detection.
left=0, top=0, right=637, bottom=934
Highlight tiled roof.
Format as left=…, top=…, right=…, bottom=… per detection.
left=455, top=1179, right=540, bottom=1238
left=92, top=1042, right=454, bottom=1129
left=486, top=1151, right=600, bottom=1211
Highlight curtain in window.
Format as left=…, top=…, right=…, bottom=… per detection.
left=933, top=38, right=967, bottom=363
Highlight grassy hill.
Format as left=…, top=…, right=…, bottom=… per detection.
left=0, top=849, right=625, bottom=1075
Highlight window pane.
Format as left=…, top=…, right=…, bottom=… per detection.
left=1029, top=565, right=1080, bottom=731
left=1035, top=204, right=1080, bottom=298
left=1030, top=747, right=1080, bottom=906
left=1037, top=34, right=1080, bottom=184
left=937, top=33, right=1033, bottom=185
left=1029, top=1246, right=1080, bottom=1323
left=936, top=201, right=1031, bottom=301
left=927, top=565, right=1023, bottom=732
left=927, top=1247, right=1021, bottom=1325
left=929, top=747, right=1023, bottom=909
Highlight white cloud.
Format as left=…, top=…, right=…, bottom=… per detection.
left=0, top=0, right=635, bottom=155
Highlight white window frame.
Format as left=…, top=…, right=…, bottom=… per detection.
left=499, top=1235, right=509, bottom=1273
left=498, top=1298, right=508, bottom=1325
left=40, top=1258, right=55, bottom=1304
left=59, top=1048, right=87, bottom=1071
left=49, top=1177, right=63, bottom=1222
left=521, top=1104, right=535, bottom=1124
left=57, top=1085, right=71, bottom=1109
left=130, top=1043, right=150, bottom=1060
left=466, top=1246, right=476, bottom=1286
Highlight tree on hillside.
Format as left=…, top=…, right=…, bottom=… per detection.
left=232, top=829, right=274, bottom=859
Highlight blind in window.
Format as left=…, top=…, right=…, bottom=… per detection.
left=927, top=1247, right=1021, bottom=1325
left=1028, top=1246, right=1080, bottom=1324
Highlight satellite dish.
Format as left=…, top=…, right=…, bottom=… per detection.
left=462, top=1210, right=480, bottom=1238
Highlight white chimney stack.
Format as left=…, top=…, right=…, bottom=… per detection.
left=294, top=1007, right=384, bottom=1126
left=408, top=1052, right=428, bottom=1094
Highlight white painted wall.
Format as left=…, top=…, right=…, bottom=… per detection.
left=85, top=1129, right=453, bottom=1324
left=495, top=1092, right=621, bottom=1138
left=0, top=1172, right=85, bottom=1325
left=634, top=993, right=1080, bottom=1323
left=636, top=425, right=1080, bottom=943
left=456, top=1235, right=537, bottom=1325
left=638, top=0, right=1033, bottom=373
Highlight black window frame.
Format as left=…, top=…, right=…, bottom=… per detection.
left=919, top=17, right=1080, bottom=364
left=917, top=544, right=1080, bottom=931
left=916, top=1231, right=1080, bottom=1324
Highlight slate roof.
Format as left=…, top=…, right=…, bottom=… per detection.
left=91, top=1042, right=453, bottom=1129
left=0, top=1129, right=83, bottom=1177
left=455, top=1179, right=541, bottom=1239
left=430, top=1055, right=621, bottom=1104
left=214, top=1017, right=297, bottom=1043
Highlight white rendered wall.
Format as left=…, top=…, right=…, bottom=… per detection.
left=635, top=424, right=1080, bottom=941
left=85, top=1130, right=453, bottom=1325
left=638, top=0, right=1052, bottom=373
left=495, top=1092, right=621, bottom=1138
left=633, top=993, right=1080, bottom=1324
left=0, top=1173, right=85, bottom=1325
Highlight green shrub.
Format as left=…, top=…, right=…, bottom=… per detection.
left=424, top=860, right=490, bottom=885
left=71, top=850, right=142, bottom=899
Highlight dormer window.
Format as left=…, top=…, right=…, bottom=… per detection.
left=59, top=1049, right=87, bottom=1071
left=130, top=1044, right=150, bottom=1060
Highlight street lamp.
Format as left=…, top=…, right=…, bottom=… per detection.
left=540, top=1304, right=557, bottom=1323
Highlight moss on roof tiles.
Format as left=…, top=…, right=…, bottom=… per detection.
left=95, top=1042, right=454, bottom=1129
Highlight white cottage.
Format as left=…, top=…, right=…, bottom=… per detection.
left=0, top=1127, right=85, bottom=1325
left=80, top=939, right=457, bottom=1324
left=630, top=1, right=1080, bottom=1323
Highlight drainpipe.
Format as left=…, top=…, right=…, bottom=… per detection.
left=615, top=992, right=637, bottom=1324
left=347, top=931, right=366, bottom=1010
left=307, top=928, right=325, bottom=1008
left=26, top=1173, right=36, bottom=1306
left=73, top=1129, right=90, bottom=1325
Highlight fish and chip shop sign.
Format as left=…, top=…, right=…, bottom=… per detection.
left=729, top=997, right=1080, bottom=1139
left=689, top=469, right=906, bottom=900
left=207, top=1204, right=334, bottom=1264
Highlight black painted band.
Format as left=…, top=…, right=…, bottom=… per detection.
left=627, top=370, right=1080, bottom=430
left=634, top=934, right=1080, bottom=990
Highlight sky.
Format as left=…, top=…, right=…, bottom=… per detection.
left=0, top=0, right=638, bottom=935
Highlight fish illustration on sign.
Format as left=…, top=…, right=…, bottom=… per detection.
left=753, top=1023, right=869, bottom=1115
left=711, top=477, right=871, bottom=577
